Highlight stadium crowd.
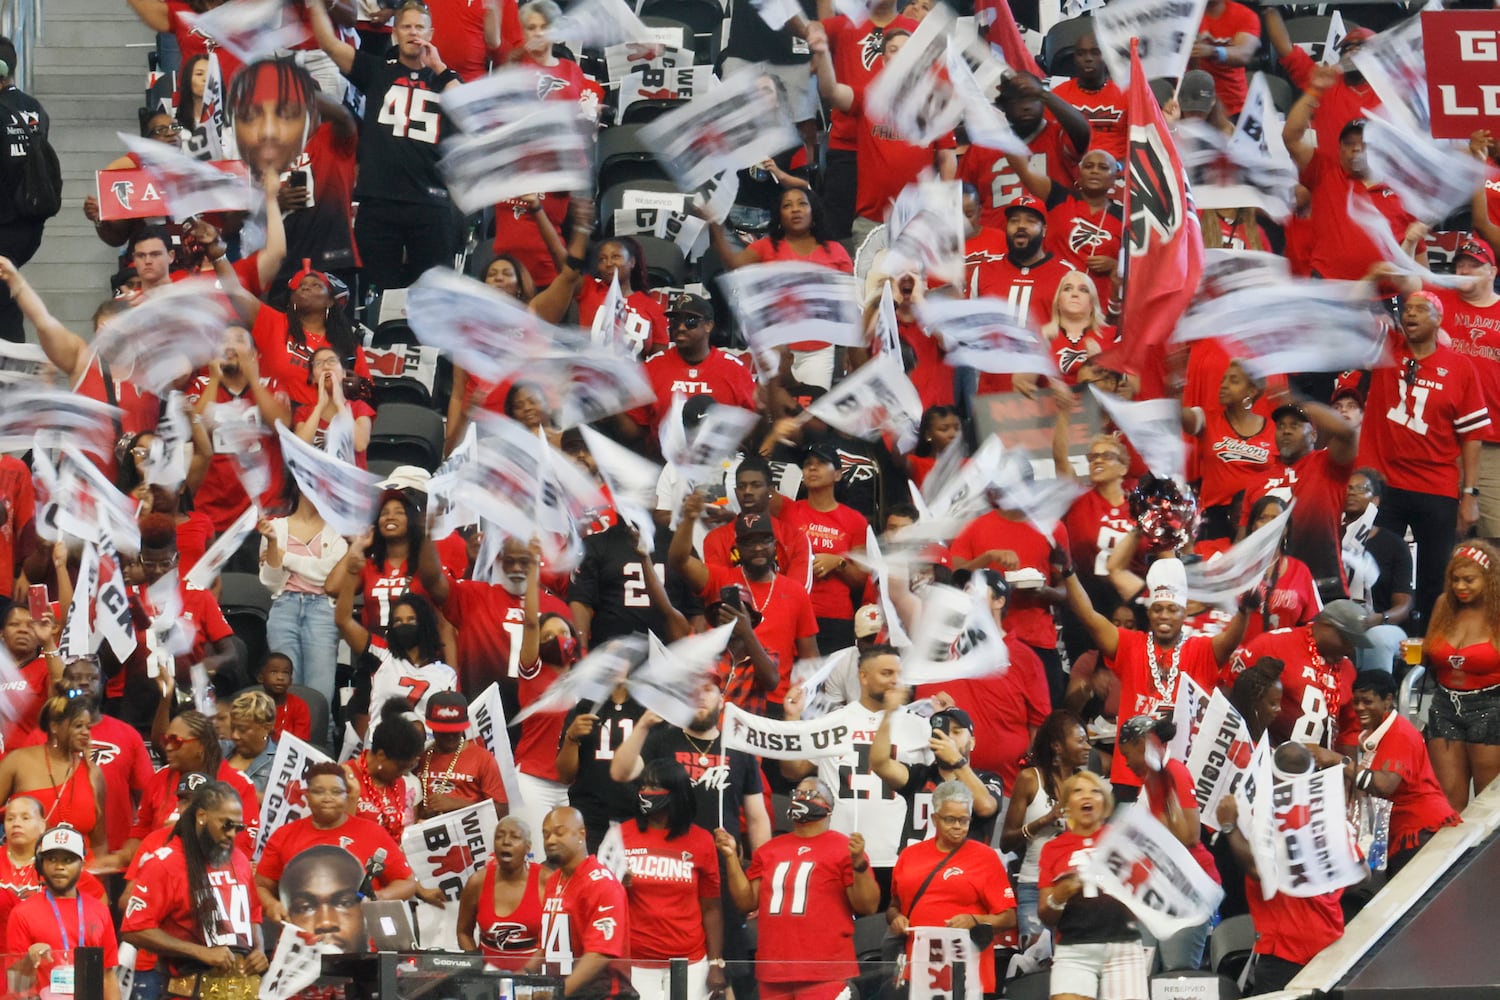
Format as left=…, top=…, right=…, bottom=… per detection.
left=0, top=0, right=1496, bottom=998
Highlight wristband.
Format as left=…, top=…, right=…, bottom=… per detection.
left=852, top=858, right=870, bottom=873
left=1215, top=46, right=1227, bottom=62
left=565, top=254, right=588, bottom=273
left=1356, top=768, right=1374, bottom=792
left=1464, top=487, right=1481, bottom=497
left=708, top=959, right=726, bottom=968
left=1045, top=894, right=1066, bottom=912
left=435, top=68, right=463, bottom=89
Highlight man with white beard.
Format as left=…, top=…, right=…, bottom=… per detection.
left=417, top=531, right=573, bottom=704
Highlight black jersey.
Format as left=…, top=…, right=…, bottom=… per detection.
left=346, top=50, right=451, bottom=206
left=570, top=522, right=671, bottom=646
left=562, top=695, right=646, bottom=849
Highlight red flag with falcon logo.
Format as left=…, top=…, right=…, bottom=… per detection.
left=1109, top=38, right=1202, bottom=391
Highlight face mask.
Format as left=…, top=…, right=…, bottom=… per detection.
left=787, top=795, right=831, bottom=824
left=539, top=634, right=577, bottom=667
left=638, top=789, right=672, bottom=817
left=387, top=624, right=420, bottom=651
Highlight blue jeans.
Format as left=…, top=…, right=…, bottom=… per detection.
left=1141, top=916, right=1212, bottom=972
left=132, top=968, right=165, bottom=1000
left=1015, top=881, right=1042, bottom=940
left=266, top=591, right=340, bottom=709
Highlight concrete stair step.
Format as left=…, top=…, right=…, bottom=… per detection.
left=35, top=94, right=145, bottom=121
left=44, top=19, right=152, bottom=49
left=32, top=46, right=149, bottom=71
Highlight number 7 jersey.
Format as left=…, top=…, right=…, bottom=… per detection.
left=346, top=49, right=453, bottom=206
left=745, top=830, right=861, bottom=984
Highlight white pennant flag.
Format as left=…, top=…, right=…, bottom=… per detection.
left=984, top=450, right=1083, bottom=537
left=254, top=732, right=332, bottom=859
left=1094, top=0, right=1208, bottom=86
left=439, top=112, right=594, bottom=214
left=184, top=505, right=259, bottom=592
left=214, top=416, right=272, bottom=510
left=1350, top=12, right=1429, bottom=132
left=467, top=682, right=525, bottom=809
left=513, top=636, right=649, bottom=724
left=442, top=66, right=553, bottom=133
left=93, top=535, right=137, bottom=661
left=1168, top=673, right=1212, bottom=763
left=1272, top=765, right=1367, bottom=897
left=641, top=63, right=800, bottom=192
left=55, top=447, right=141, bottom=556
left=1185, top=502, right=1294, bottom=607
left=426, top=424, right=479, bottom=538
left=918, top=297, right=1057, bottom=376
left=119, top=133, right=252, bottom=218
left=552, top=0, right=655, bottom=47
left=1176, top=688, right=1259, bottom=831
left=578, top=425, right=662, bottom=543
left=804, top=353, right=924, bottom=453
left=946, top=38, right=1027, bottom=155
left=901, top=578, right=1008, bottom=685
left=1242, top=737, right=1280, bottom=900
left=181, top=0, right=309, bottom=62
left=147, top=394, right=192, bottom=496
left=926, top=434, right=1005, bottom=522
left=1083, top=803, right=1225, bottom=940
left=1321, top=10, right=1347, bottom=65
left=276, top=424, right=380, bottom=536
left=718, top=261, right=864, bottom=350
left=591, top=271, right=631, bottom=354
left=860, top=525, right=912, bottom=648
left=259, top=932, right=339, bottom=1000
left=62, top=541, right=101, bottom=659
left=873, top=280, right=901, bottom=361
left=597, top=822, right=628, bottom=878
left=662, top=399, right=759, bottom=484
left=632, top=626, right=735, bottom=728
left=1090, top=388, right=1184, bottom=481
left=789, top=650, right=856, bottom=719
left=1362, top=113, right=1485, bottom=223
left=90, top=280, right=230, bottom=394
left=884, top=180, right=966, bottom=285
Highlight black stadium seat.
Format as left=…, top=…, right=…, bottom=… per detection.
left=635, top=234, right=689, bottom=289
left=220, top=572, right=273, bottom=673
left=597, top=124, right=672, bottom=193
left=368, top=403, right=445, bottom=472
left=1041, top=14, right=1093, bottom=77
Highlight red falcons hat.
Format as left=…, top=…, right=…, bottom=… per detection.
left=425, top=691, right=470, bottom=733
left=1005, top=193, right=1047, bottom=221
left=288, top=259, right=350, bottom=304
left=1335, top=27, right=1376, bottom=52
left=1458, top=239, right=1497, bottom=268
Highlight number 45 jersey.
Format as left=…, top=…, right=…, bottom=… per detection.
left=745, top=830, right=861, bottom=984
left=347, top=49, right=452, bottom=206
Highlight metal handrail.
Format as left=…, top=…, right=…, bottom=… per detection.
left=0, top=0, right=41, bottom=92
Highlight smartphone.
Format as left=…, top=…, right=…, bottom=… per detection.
left=28, top=584, right=48, bottom=622
left=719, top=585, right=743, bottom=610
left=287, top=169, right=308, bottom=188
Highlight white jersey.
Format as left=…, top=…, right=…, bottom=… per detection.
left=815, top=700, right=933, bottom=868
left=368, top=641, right=458, bottom=722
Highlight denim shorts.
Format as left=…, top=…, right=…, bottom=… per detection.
left=1428, top=684, right=1500, bottom=745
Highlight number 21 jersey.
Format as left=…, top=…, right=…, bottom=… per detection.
left=346, top=50, right=452, bottom=206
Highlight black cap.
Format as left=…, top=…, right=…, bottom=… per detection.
left=801, top=442, right=841, bottom=469
left=1119, top=715, right=1161, bottom=742
left=665, top=292, right=713, bottom=319
left=1271, top=403, right=1308, bottom=424
left=176, top=771, right=211, bottom=798
left=930, top=707, right=975, bottom=733
left=735, top=512, right=776, bottom=541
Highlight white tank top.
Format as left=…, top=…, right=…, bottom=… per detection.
left=1019, top=767, right=1061, bottom=883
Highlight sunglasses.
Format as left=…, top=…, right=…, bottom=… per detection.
left=218, top=819, right=247, bottom=833
left=670, top=316, right=703, bottom=329
left=162, top=734, right=200, bottom=751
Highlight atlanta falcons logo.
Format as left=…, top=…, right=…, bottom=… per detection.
left=112, top=180, right=136, bottom=211
left=1068, top=219, right=1111, bottom=255
left=1057, top=347, right=1092, bottom=374
left=861, top=30, right=885, bottom=70
left=1075, top=104, right=1124, bottom=125
left=536, top=75, right=568, bottom=99
left=1128, top=124, right=1183, bottom=247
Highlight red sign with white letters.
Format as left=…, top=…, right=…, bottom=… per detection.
left=94, top=160, right=249, bottom=221
left=1425, top=10, right=1500, bottom=139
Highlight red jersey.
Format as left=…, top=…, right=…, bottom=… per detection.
left=539, top=856, right=631, bottom=989
left=1196, top=406, right=1276, bottom=510
left=131, top=762, right=259, bottom=854
left=745, top=830, right=859, bottom=983
left=257, top=816, right=413, bottom=888
left=1064, top=487, right=1135, bottom=579
left=291, top=399, right=376, bottom=468
left=1231, top=625, right=1358, bottom=748
left=632, top=348, right=758, bottom=428
left=1301, top=155, right=1413, bottom=281
left=620, top=823, right=720, bottom=962
left=578, top=279, right=668, bottom=359
left=851, top=90, right=951, bottom=223
left=1240, top=557, right=1321, bottom=644
left=1280, top=47, right=1381, bottom=165
left=1106, top=629, right=1221, bottom=788
left=359, top=557, right=427, bottom=629
left=249, top=307, right=373, bottom=408
left=1368, top=712, right=1461, bottom=853
left=477, top=860, right=544, bottom=970
left=963, top=226, right=1009, bottom=298
left=429, top=0, right=517, bottom=80
left=493, top=194, right=570, bottom=288
left=1049, top=325, right=1119, bottom=384
left=1433, top=287, right=1500, bottom=444
left=91, top=714, right=154, bottom=853
left=948, top=512, right=1067, bottom=650
left=823, top=14, right=920, bottom=151
left=780, top=499, right=868, bottom=621
left=1245, top=883, right=1343, bottom=965
left=1140, top=759, right=1220, bottom=882
left=894, top=317, right=956, bottom=409
left=1249, top=448, right=1353, bottom=591
left=1051, top=78, right=1128, bottom=161
left=516, top=661, right=565, bottom=782
left=71, top=356, right=158, bottom=480
left=891, top=838, right=1016, bottom=992
left=1044, top=196, right=1122, bottom=304
left=959, top=119, right=1083, bottom=228
left=916, top=636, right=1050, bottom=788
left=6, top=890, right=117, bottom=988
left=971, top=253, right=1075, bottom=327
left=1358, top=336, right=1491, bottom=496
left=282, top=121, right=360, bottom=274
left=443, top=580, right=571, bottom=694
left=188, top=374, right=290, bottom=531
left=1192, top=1, right=1260, bottom=114
left=701, top=565, right=818, bottom=703
left=702, top=514, right=813, bottom=592
left=273, top=692, right=312, bottom=743
left=122, top=839, right=261, bottom=970
left=0, top=456, right=34, bottom=594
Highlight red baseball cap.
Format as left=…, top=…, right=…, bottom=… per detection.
left=1335, top=27, right=1376, bottom=52
left=1005, top=193, right=1047, bottom=221
left=288, top=259, right=350, bottom=303
left=1457, top=239, right=1496, bottom=268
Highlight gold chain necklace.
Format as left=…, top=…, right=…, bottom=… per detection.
left=421, top=737, right=467, bottom=799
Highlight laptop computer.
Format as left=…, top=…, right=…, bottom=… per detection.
left=362, top=900, right=418, bottom=952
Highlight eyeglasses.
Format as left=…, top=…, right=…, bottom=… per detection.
left=1086, top=451, right=1123, bottom=463
left=670, top=316, right=703, bottom=330
left=1347, top=483, right=1373, bottom=494
left=162, top=734, right=200, bottom=751
left=148, top=123, right=183, bottom=138
left=933, top=813, right=972, bottom=826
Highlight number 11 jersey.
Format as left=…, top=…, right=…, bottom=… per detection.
left=745, top=830, right=860, bottom=984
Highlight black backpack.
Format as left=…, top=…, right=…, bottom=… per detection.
left=13, top=123, right=62, bottom=222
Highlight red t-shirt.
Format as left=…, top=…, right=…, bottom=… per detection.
left=291, top=400, right=376, bottom=469
left=429, top=0, right=519, bottom=80
left=274, top=692, right=312, bottom=743
left=1106, top=629, right=1221, bottom=788
left=0, top=456, right=34, bottom=594
left=493, top=194, right=570, bottom=288
left=130, top=762, right=259, bottom=854
left=257, top=816, right=413, bottom=887
left=71, top=356, right=159, bottom=481
left=1245, top=882, right=1343, bottom=964
left=1369, top=712, right=1462, bottom=853
left=1192, top=1, right=1261, bottom=114
left=780, top=499, right=868, bottom=622
left=632, top=348, right=758, bottom=428
left=891, top=838, right=1016, bottom=992
left=1051, top=78, right=1128, bottom=161
left=916, top=636, right=1050, bottom=789
left=419, top=737, right=511, bottom=805
left=702, top=514, right=813, bottom=592
left=1301, top=154, right=1413, bottom=281
left=1195, top=405, right=1276, bottom=511
left=1141, top=759, right=1220, bottom=882
left=175, top=512, right=215, bottom=575
left=188, top=374, right=290, bottom=532
left=539, top=856, right=631, bottom=989
left=701, top=565, right=817, bottom=704
left=620, top=823, right=720, bottom=962
left=165, top=1, right=243, bottom=82
left=1433, top=287, right=1500, bottom=444
left=1247, top=447, right=1353, bottom=589
left=249, top=307, right=373, bottom=408
left=1357, top=336, right=1491, bottom=496
left=893, top=317, right=956, bottom=410
left=948, top=512, right=1067, bottom=650
left=1240, top=557, right=1321, bottom=644
left=748, top=236, right=853, bottom=272
left=283, top=121, right=361, bottom=272
left=6, top=890, right=118, bottom=987
left=958, top=119, right=1083, bottom=229
left=516, top=661, right=565, bottom=782
left=823, top=14, right=920, bottom=151
left=1064, top=487, right=1135, bottom=579
left=851, top=91, right=952, bottom=223
left=121, top=837, right=263, bottom=960
left=1280, top=47, right=1381, bottom=165
left=577, top=279, right=668, bottom=359
left=1231, top=625, right=1358, bottom=748
left=443, top=580, right=571, bottom=694
left=92, top=714, right=154, bottom=853
left=745, top=831, right=859, bottom=983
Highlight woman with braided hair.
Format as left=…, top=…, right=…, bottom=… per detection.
left=1228, top=656, right=1286, bottom=743
left=121, top=781, right=268, bottom=998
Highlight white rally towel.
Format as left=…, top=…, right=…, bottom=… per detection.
left=1093, top=0, right=1208, bottom=86
left=258, top=931, right=341, bottom=1000
left=1082, top=803, right=1225, bottom=940
left=552, top=0, right=656, bottom=48
left=632, top=626, right=735, bottom=728
left=1362, top=112, right=1485, bottom=223
left=439, top=111, right=594, bottom=214
left=442, top=66, right=554, bottom=133
left=253, top=733, right=332, bottom=860
left=804, top=353, right=924, bottom=453
left=184, top=504, right=259, bottom=593
left=182, top=0, right=309, bottom=62
left=900, top=578, right=1009, bottom=685
left=512, top=635, right=648, bottom=724
left=1350, top=12, right=1429, bottom=132
left=578, top=425, right=662, bottom=544
left=1185, top=502, right=1294, bottom=607
left=0, top=385, right=121, bottom=456
left=276, top=424, right=380, bottom=536
left=89, top=279, right=230, bottom=395
left=1090, top=388, right=1186, bottom=482
left=919, top=297, right=1058, bottom=377
left=884, top=180, right=966, bottom=286
left=641, top=62, right=800, bottom=192
left=718, top=261, right=864, bottom=350
left=722, top=702, right=857, bottom=760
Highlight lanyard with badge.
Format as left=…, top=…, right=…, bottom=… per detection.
left=43, top=890, right=84, bottom=996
